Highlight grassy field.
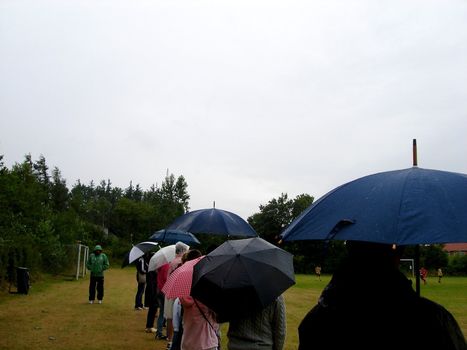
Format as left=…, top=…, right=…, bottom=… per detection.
left=0, top=268, right=465, bottom=350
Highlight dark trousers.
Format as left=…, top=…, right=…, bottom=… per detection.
left=146, top=303, right=158, bottom=328
left=171, top=329, right=183, bottom=350
left=156, top=292, right=165, bottom=335
left=89, top=276, right=104, bottom=301
left=135, top=282, right=145, bottom=308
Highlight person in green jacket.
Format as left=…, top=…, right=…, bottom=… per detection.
left=86, top=245, right=110, bottom=304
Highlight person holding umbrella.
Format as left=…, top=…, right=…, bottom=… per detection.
left=170, top=249, right=203, bottom=350
left=227, top=294, right=286, bottom=350
left=161, top=251, right=220, bottom=350
left=164, top=242, right=189, bottom=347
left=297, top=241, right=466, bottom=350
left=86, top=244, right=110, bottom=304
left=178, top=254, right=220, bottom=350
left=179, top=292, right=220, bottom=350
left=155, top=263, right=169, bottom=340
left=144, top=263, right=159, bottom=333
left=190, top=237, right=294, bottom=350
left=134, top=254, right=148, bottom=310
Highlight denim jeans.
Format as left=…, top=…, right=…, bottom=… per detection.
left=135, top=282, right=145, bottom=308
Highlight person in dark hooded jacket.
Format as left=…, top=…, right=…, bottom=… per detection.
left=145, top=267, right=159, bottom=333
left=298, top=241, right=466, bottom=350
left=134, top=254, right=148, bottom=310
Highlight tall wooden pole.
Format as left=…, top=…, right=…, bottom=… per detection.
left=413, top=138, right=421, bottom=296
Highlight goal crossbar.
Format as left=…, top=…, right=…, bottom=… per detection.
left=400, top=258, right=415, bottom=278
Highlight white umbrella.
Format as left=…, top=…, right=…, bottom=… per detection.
left=122, top=241, right=159, bottom=267
left=148, top=244, right=177, bottom=271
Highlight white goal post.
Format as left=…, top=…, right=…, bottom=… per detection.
left=76, top=244, right=89, bottom=280
left=400, top=258, right=415, bottom=278
left=63, top=243, right=89, bottom=280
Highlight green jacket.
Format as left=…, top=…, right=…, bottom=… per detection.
left=86, top=253, right=110, bottom=277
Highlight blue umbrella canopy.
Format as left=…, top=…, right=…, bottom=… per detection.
left=167, top=208, right=258, bottom=237
left=149, top=229, right=200, bottom=245
left=280, top=167, right=467, bottom=245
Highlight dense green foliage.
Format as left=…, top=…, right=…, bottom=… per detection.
left=1, top=154, right=464, bottom=286
left=0, top=154, right=189, bottom=285
left=248, top=193, right=333, bottom=273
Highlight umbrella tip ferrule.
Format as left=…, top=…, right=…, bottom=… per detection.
left=412, top=139, right=418, bottom=166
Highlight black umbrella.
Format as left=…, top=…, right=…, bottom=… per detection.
left=191, top=237, right=295, bottom=322
left=121, top=241, right=159, bottom=268
left=167, top=208, right=258, bottom=237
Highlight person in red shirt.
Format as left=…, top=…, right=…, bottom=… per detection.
left=420, top=267, right=428, bottom=285
left=155, top=263, right=170, bottom=340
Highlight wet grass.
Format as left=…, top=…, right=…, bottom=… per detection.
left=0, top=270, right=465, bottom=350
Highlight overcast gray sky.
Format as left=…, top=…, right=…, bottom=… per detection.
left=1, top=0, right=467, bottom=219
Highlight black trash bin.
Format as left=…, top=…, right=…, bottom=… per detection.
left=16, top=267, right=29, bottom=294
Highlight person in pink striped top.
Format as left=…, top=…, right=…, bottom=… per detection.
left=180, top=296, right=220, bottom=350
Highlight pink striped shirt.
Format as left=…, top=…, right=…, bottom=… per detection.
left=180, top=296, right=219, bottom=350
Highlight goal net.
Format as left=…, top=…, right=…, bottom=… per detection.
left=399, top=258, right=415, bottom=278
left=62, top=244, right=89, bottom=280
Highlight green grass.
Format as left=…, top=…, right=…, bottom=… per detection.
left=0, top=270, right=465, bottom=350
left=413, top=276, right=467, bottom=333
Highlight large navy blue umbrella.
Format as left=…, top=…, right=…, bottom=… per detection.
left=280, top=167, right=467, bottom=245
left=149, top=229, right=200, bottom=245
left=167, top=208, right=257, bottom=237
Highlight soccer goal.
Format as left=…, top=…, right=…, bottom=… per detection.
left=400, top=258, right=415, bottom=278
left=63, top=244, right=89, bottom=280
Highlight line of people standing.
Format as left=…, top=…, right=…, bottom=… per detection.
left=143, top=243, right=220, bottom=350
left=85, top=242, right=464, bottom=350
left=86, top=242, right=289, bottom=350
left=141, top=242, right=191, bottom=348
left=144, top=242, right=287, bottom=350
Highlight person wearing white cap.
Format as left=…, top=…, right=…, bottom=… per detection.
left=163, top=242, right=189, bottom=349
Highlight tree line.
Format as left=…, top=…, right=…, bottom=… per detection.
left=0, top=154, right=189, bottom=285
left=1, top=154, right=465, bottom=288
